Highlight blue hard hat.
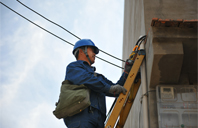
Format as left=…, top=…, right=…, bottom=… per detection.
left=73, top=39, right=99, bottom=54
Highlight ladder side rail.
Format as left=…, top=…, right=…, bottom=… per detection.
left=116, top=78, right=141, bottom=128
left=105, top=53, right=145, bottom=128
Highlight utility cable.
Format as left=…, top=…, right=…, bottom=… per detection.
left=139, top=89, right=155, bottom=128
left=139, top=101, right=142, bottom=128
left=0, top=2, right=124, bottom=69
left=105, top=97, right=117, bottom=124
left=134, top=35, right=146, bottom=52
left=16, top=0, right=126, bottom=62
left=16, top=0, right=81, bottom=40
left=135, top=35, right=146, bottom=46
left=140, top=90, right=156, bottom=103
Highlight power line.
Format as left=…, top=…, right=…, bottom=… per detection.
left=0, top=2, right=124, bottom=69
left=16, top=0, right=81, bottom=40
left=16, top=0, right=126, bottom=63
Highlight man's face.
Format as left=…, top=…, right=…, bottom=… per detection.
left=87, top=46, right=96, bottom=64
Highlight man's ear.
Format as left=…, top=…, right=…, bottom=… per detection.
left=78, top=49, right=85, bottom=58
left=78, top=49, right=84, bottom=54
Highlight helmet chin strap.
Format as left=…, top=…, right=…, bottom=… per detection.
left=82, top=46, right=93, bottom=65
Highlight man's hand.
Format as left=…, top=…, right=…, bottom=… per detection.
left=109, top=84, right=127, bottom=95
left=124, top=59, right=133, bottom=74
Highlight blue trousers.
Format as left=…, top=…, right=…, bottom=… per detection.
left=63, top=107, right=106, bottom=128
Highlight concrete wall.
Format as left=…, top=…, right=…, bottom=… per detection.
left=122, top=0, right=197, bottom=127
left=145, top=26, right=197, bottom=128
left=122, top=0, right=146, bottom=62
left=122, top=0, right=146, bottom=127
left=144, top=0, right=198, bottom=32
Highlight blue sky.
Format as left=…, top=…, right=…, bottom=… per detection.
left=0, top=0, right=124, bottom=128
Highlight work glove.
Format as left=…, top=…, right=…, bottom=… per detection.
left=109, top=84, right=127, bottom=95
left=124, top=59, right=133, bottom=74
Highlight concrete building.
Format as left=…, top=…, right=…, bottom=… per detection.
left=121, top=0, right=197, bottom=128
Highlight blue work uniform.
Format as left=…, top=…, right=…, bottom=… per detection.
left=63, top=60, right=128, bottom=128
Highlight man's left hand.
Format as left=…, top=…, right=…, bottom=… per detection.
left=124, top=59, right=133, bottom=74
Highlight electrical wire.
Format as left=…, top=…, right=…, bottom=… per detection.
left=135, top=35, right=146, bottom=46
left=16, top=0, right=126, bottom=63
left=135, top=35, right=146, bottom=52
left=105, top=97, right=117, bottom=124
left=139, top=101, right=142, bottom=128
left=0, top=2, right=124, bottom=69
left=16, top=0, right=81, bottom=40
left=139, top=90, right=156, bottom=128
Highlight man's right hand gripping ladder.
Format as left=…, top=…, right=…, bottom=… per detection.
left=105, top=35, right=146, bottom=128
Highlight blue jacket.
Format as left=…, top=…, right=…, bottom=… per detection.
left=65, top=60, right=128, bottom=115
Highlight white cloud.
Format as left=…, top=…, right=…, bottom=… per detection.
left=18, top=102, right=64, bottom=128
left=1, top=2, right=72, bottom=127
left=0, top=21, right=46, bottom=104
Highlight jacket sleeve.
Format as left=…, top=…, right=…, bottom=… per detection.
left=95, top=70, right=128, bottom=97
left=100, top=72, right=128, bottom=86
left=65, top=62, right=111, bottom=93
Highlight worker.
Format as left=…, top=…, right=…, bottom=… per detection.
left=63, top=39, right=132, bottom=128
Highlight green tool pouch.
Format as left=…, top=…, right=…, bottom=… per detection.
left=53, top=80, right=91, bottom=119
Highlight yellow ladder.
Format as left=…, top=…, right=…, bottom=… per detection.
left=105, top=50, right=145, bottom=128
